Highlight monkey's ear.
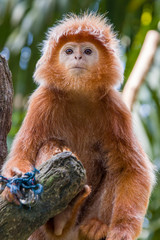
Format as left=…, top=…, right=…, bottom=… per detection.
left=35, top=56, right=46, bottom=70
left=33, top=55, right=47, bottom=85
left=36, top=35, right=56, bottom=71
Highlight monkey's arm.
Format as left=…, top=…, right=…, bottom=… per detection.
left=1, top=87, right=56, bottom=202
left=104, top=90, right=155, bottom=240
left=1, top=87, right=51, bottom=176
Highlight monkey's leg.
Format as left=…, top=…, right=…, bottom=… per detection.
left=78, top=186, right=110, bottom=240
left=78, top=174, right=114, bottom=240
left=35, top=139, right=69, bottom=167
left=88, top=164, right=152, bottom=240
left=30, top=140, right=91, bottom=240
left=45, top=185, right=91, bottom=238
left=28, top=186, right=91, bottom=240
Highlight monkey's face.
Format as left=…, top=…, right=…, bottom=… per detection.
left=59, top=42, right=99, bottom=77
left=34, top=39, right=123, bottom=93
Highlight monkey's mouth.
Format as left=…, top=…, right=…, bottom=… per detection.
left=70, top=66, right=87, bottom=70
left=70, top=64, right=86, bottom=69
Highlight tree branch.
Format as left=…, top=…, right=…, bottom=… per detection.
left=122, top=30, right=160, bottom=110
left=0, top=151, right=86, bottom=240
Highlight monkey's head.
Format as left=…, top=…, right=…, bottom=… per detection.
left=34, top=13, right=123, bottom=94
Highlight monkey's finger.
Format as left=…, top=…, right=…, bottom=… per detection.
left=79, top=219, right=108, bottom=240
left=2, top=188, right=20, bottom=205
left=11, top=167, right=27, bottom=178
left=12, top=167, right=24, bottom=177
left=79, top=220, right=96, bottom=240
left=0, top=182, right=6, bottom=194
left=7, top=192, right=20, bottom=205
left=94, top=223, right=108, bottom=240
left=78, top=230, right=90, bottom=240
left=12, top=196, right=21, bottom=205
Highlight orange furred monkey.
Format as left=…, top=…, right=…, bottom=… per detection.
left=1, top=13, right=155, bottom=240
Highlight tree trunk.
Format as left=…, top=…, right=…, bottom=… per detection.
left=0, top=55, right=13, bottom=168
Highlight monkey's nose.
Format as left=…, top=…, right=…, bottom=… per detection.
left=75, top=56, right=82, bottom=60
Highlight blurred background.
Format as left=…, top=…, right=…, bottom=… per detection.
left=0, top=0, right=160, bottom=239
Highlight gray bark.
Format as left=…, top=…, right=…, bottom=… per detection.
left=0, top=55, right=13, bottom=167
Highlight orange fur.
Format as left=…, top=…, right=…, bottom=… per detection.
left=1, top=13, right=155, bottom=240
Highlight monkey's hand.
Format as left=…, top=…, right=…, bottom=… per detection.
left=1, top=167, right=30, bottom=205
left=79, top=218, right=108, bottom=240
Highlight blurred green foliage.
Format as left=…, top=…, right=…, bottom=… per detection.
left=0, top=0, right=160, bottom=239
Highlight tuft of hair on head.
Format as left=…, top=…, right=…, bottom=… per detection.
left=41, top=12, right=120, bottom=57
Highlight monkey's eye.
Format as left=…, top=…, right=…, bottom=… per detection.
left=84, top=49, right=92, bottom=55
left=65, top=49, right=73, bottom=55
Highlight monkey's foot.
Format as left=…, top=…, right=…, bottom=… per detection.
left=107, top=228, right=132, bottom=240
left=79, top=218, right=108, bottom=240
